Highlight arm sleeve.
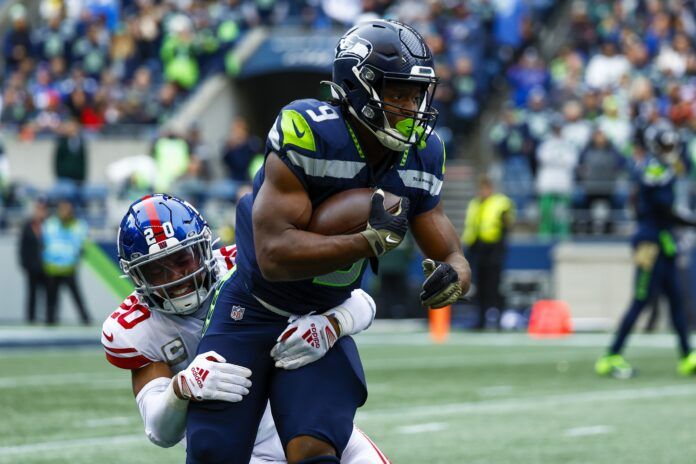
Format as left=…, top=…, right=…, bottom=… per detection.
left=135, top=376, right=188, bottom=448
left=324, top=289, right=376, bottom=336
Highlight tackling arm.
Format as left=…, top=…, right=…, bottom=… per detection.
left=131, top=353, right=252, bottom=448
left=132, top=362, right=188, bottom=448
left=271, top=289, right=377, bottom=370
left=253, top=152, right=374, bottom=281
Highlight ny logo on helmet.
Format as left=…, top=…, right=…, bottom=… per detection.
left=336, top=35, right=372, bottom=64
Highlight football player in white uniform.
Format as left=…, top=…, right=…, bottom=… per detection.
left=102, top=194, right=389, bottom=463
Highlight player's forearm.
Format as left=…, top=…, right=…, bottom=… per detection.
left=444, top=251, right=472, bottom=295
left=135, top=377, right=187, bottom=448
left=256, top=228, right=372, bottom=281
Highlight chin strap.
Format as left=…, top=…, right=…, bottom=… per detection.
left=321, top=80, right=411, bottom=152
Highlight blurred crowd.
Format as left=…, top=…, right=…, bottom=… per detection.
left=0, top=0, right=561, bottom=234
left=2, top=0, right=246, bottom=137
left=490, top=0, right=696, bottom=238
left=379, top=0, right=555, bottom=143
left=1, top=0, right=555, bottom=140
left=109, top=117, right=263, bottom=209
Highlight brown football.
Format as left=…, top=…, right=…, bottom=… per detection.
left=307, top=188, right=402, bottom=236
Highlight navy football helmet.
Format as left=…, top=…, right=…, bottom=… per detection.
left=117, top=194, right=217, bottom=315
left=647, top=121, right=680, bottom=165
left=327, top=19, right=439, bottom=152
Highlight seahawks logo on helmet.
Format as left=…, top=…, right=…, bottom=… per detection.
left=336, top=35, right=372, bottom=64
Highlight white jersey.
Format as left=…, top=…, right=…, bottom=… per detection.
left=102, top=245, right=389, bottom=463
left=101, top=245, right=237, bottom=372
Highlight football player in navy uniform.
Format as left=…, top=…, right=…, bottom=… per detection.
left=596, top=127, right=696, bottom=378
left=104, top=194, right=387, bottom=462
left=186, top=20, right=471, bottom=463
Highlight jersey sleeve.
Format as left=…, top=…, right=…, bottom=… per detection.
left=101, top=293, right=157, bottom=370
left=265, top=99, right=329, bottom=190
left=412, top=130, right=446, bottom=215
left=213, top=244, right=237, bottom=273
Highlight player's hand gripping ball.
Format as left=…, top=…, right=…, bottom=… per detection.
left=360, top=189, right=410, bottom=257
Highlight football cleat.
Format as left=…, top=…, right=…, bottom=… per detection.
left=595, top=354, right=635, bottom=379
left=677, top=352, right=696, bottom=376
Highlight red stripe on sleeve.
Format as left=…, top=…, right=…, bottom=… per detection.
left=105, top=352, right=153, bottom=370
left=103, top=345, right=138, bottom=354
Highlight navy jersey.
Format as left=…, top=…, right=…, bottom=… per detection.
left=234, top=98, right=446, bottom=314
left=633, top=156, right=680, bottom=246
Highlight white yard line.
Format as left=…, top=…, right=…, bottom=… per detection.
left=477, top=385, right=514, bottom=397
left=80, top=416, right=135, bottom=427
left=564, top=425, right=614, bottom=437
left=397, top=422, right=448, bottom=434
left=357, top=384, right=696, bottom=421
left=0, top=434, right=145, bottom=456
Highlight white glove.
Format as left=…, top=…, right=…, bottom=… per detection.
left=271, top=289, right=377, bottom=370
left=270, top=314, right=338, bottom=370
left=176, top=351, right=252, bottom=402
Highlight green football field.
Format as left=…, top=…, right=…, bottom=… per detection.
left=2, top=331, right=696, bottom=464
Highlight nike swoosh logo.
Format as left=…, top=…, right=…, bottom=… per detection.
left=292, top=120, right=305, bottom=138
left=385, top=234, right=400, bottom=245
left=102, top=331, right=114, bottom=342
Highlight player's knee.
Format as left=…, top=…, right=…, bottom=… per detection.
left=286, top=435, right=337, bottom=464
left=187, top=428, right=233, bottom=463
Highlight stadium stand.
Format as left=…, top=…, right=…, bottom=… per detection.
left=492, top=0, right=696, bottom=236
left=0, top=0, right=560, bottom=232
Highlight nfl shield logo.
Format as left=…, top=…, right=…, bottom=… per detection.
left=230, top=305, right=245, bottom=321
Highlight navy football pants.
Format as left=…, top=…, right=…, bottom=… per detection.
left=610, top=243, right=691, bottom=356
left=186, top=272, right=367, bottom=464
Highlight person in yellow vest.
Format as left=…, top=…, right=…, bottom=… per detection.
left=462, top=175, right=515, bottom=330
left=43, top=199, right=91, bottom=325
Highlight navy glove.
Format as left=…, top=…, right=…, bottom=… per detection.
left=360, top=189, right=409, bottom=257
left=420, top=259, right=462, bottom=309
